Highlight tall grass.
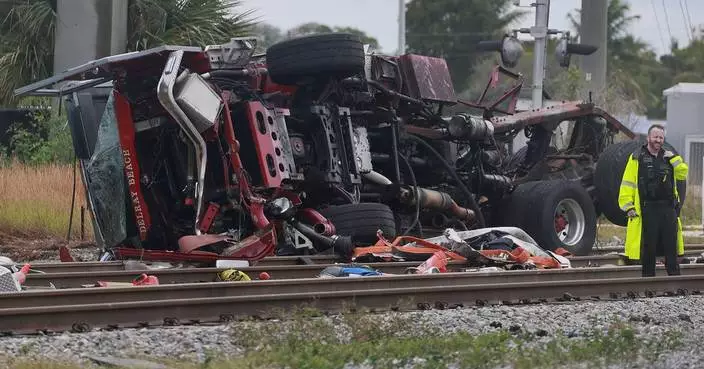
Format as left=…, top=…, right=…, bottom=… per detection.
left=681, top=184, right=702, bottom=226
left=0, top=160, right=93, bottom=240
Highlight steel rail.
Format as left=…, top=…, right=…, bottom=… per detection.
left=25, top=252, right=704, bottom=282
left=29, top=261, right=127, bottom=273
left=2, top=273, right=703, bottom=335
left=19, top=244, right=704, bottom=273
left=5, top=265, right=704, bottom=310
left=593, top=244, right=704, bottom=254
left=23, top=262, right=467, bottom=288
left=25, top=259, right=703, bottom=288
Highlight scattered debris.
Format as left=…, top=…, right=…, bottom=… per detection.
left=0, top=267, right=20, bottom=292
left=351, top=227, right=571, bottom=271
left=0, top=261, right=30, bottom=292
left=411, top=251, right=449, bottom=274
left=91, top=274, right=160, bottom=288
left=216, top=269, right=252, bottom=282
left=319, top=265, right=384, bottom=278
left=132, top=273, right=159, bottom=286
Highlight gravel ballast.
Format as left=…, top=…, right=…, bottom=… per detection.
left=0, top=294, right=702, bottom=368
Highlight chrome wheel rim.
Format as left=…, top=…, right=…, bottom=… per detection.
left=554, top=198, right=586, bottom=246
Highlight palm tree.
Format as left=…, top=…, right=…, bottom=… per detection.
left=127, top=0, right=255, bottom=51
left=0, top=0, right=256, bottom=106
left=0, top=0, right=56, bottom=106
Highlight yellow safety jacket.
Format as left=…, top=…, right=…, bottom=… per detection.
left=618, top=148, right=689, bottom=260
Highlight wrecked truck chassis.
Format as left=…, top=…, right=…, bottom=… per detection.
left=14, top=34, right=633, bottom=261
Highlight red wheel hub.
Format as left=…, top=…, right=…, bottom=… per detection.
left=555, top=215, right=568, bottom=233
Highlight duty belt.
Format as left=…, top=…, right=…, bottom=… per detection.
left=641, top=199, right=674, bottom=206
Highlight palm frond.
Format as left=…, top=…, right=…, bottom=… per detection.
left=0, top=0, right=56, bottom=106
left=127, top=0, right=256, bottom=51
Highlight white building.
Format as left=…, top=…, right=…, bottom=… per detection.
left=663, top=83, right=704, bottom=186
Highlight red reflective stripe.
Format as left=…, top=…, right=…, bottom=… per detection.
left=114, top=90, right=152, bottom=241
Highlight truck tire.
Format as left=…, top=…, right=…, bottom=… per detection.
left=318, top=203, right=397, bottom=245
left=266, top=33, right=365, bottom=86
left=595, top=140, right=686, bottom=226
left=499, top=180, right=597, bottom=255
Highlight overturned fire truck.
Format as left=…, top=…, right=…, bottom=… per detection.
left=15, top=33, right=663, bottom=261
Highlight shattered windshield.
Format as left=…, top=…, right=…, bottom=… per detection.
left=82, top=92, right=127, bottom=247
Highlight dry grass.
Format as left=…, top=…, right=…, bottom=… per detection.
left=0, top=160, right=93, bottom=240
left=680, top=184, right=702, bottom=226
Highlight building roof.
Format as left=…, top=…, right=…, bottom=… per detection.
left=663, top=83, right=704, bottom=97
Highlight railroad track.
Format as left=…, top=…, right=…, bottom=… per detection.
left=26, top=256, right=704, bottom=288
left=7, top=264, right=704, bottom=308
left=2, top=267, right=703, bottom=335
left=592, top=244, right=704, bottom=254
left=25, top=250, right=704, bottom=281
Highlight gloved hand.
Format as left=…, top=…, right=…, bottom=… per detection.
left=627, top=209, right=638, bottom=218
left=664, top=150, right=674, bottom=159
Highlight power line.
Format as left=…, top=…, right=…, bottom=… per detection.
left=679, top=0, right=693, bottom=42
left=661, top=0, right=674, bottom=43
left=651, top=0, right=667, bottom=52
left=684, top=0, right=695, bottom=39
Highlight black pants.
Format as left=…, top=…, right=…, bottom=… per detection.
left=640, top=201, right=680, bottom=277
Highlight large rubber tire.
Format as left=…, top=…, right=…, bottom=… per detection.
left=319, top=203, right=397, bottom=245
left=594, top=140, right=686, bottom=226
left=498, top=180, right=598, bottom=255
left=266, top=33, right=365, bottom=86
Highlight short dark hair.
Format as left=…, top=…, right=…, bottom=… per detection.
left=648, top=124, right=665, bottom=135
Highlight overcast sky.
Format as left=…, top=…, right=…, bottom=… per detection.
left=239, top=0, right=704, bottom=56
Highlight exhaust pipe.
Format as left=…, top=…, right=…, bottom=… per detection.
left=400, top=186, right=475, bottom=224
left=157, top=50, right=208, bottom=234
left=362, top=170, right=475, bottom=226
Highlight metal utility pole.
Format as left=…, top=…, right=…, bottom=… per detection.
left=579, top=0, right=608, bottom=99
left=54, top=0, right=99, bottom=74
left=398, top=0, right=406, bottom=54
left=110, top=0, right=129, bottom=56
left=54, top=0, right=128, bottom=75
left=530, top=0, right=550, bottom=109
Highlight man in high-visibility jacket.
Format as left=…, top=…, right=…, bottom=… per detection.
left=618, top=124, right=688, bottom=277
